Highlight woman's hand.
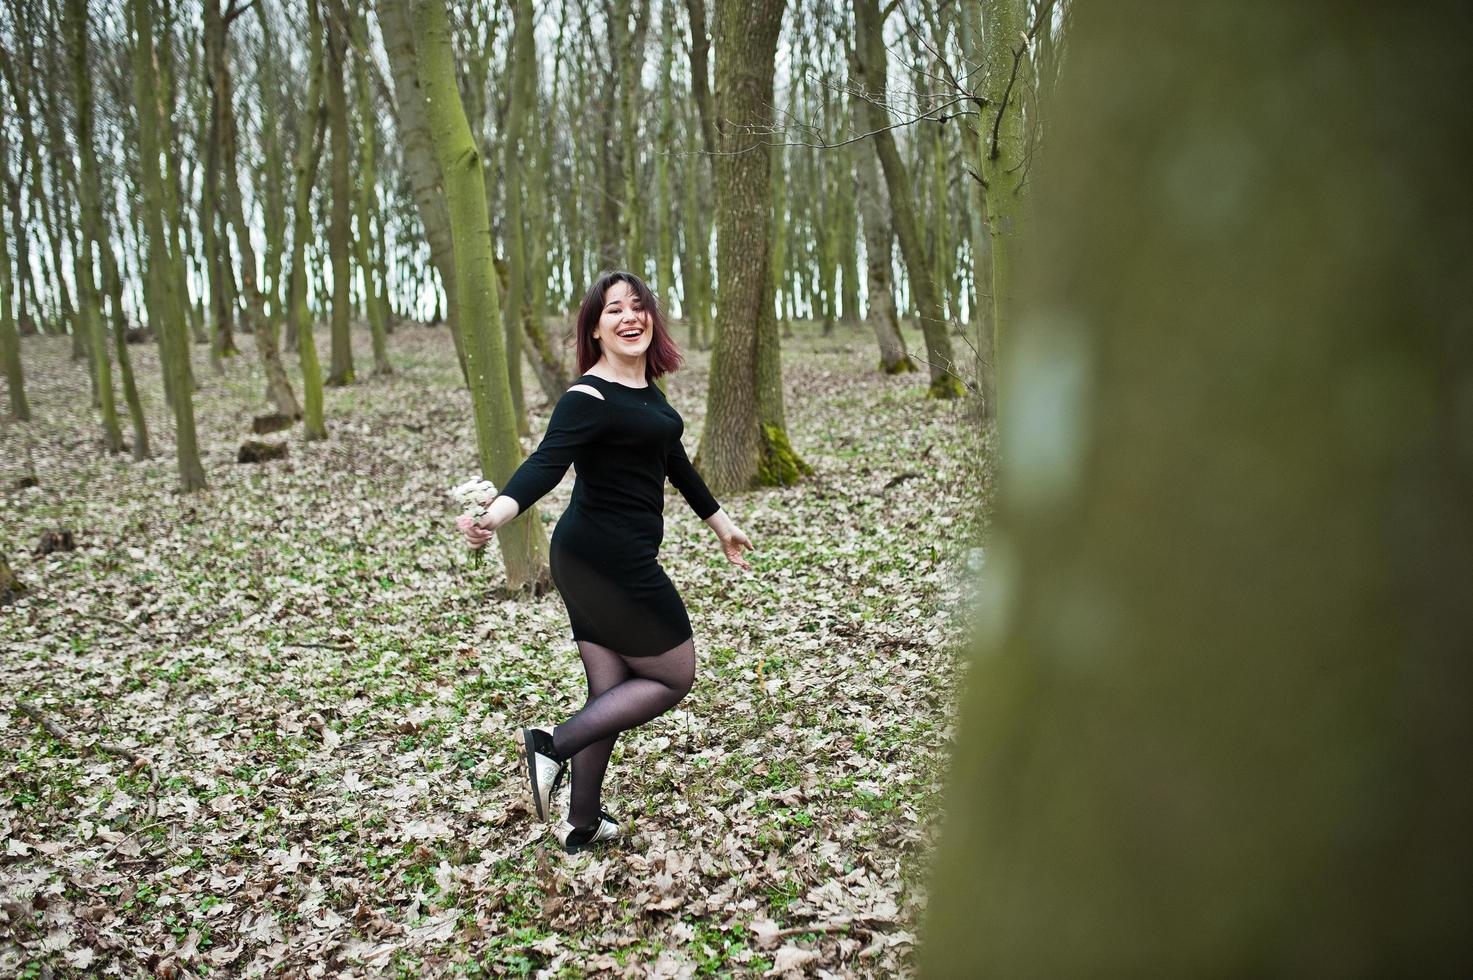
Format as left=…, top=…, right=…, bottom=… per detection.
left=456, top=514, right=494, bottom=550
left=718, top=525, right=755, bottom=570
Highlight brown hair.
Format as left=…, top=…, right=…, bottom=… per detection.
left=574, top=271, right=683, bottom=381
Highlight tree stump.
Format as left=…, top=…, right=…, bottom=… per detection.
left=33, top=530, right=75, bottom=556
left=0, top=552, right=25, bottom=605
left=252, top=413, right=295, bottom=435
left=237, top=440, right=288, bottom=464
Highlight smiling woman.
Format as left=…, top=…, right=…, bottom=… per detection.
left=457, top=270, right=755, bottom=855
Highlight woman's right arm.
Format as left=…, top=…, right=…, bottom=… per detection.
left=460, top=389, right=605, bottom=545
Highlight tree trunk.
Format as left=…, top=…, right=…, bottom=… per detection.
left=324, top=0, right=356, bottom=387
left=0, top=127, right=31, bottom=421
left=976, top=0, right=1030, bottom=399
left=288, top=0, right=329, bottom=441
left=130, top=0, right=206, bottom=492
left=209, top=0, right=302, bottom=419
left=412, top=0, right=550, bottom=594
left=64, top=0, right=123, bottom=452
left=924, top=4, right=1473, bottom=975
left=851, top=0, right=961, bottom=398
left=350, top=4, right=392, bottom=376
left=698, top=0, right=809, bottom=494
left=960, top=0, right=997, bottom=418
left=99, top=198, right=150, bottom=458
left=375, top=0, right=469, bottom=386
left=855, top=147, right=914, bottom=374
left=507, top=0, right=567, bottom=404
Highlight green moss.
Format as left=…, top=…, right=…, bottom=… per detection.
left=882, top=355, right=918, bottom=374
left=926, top=375, right=965, bottom=400
left=756, top=423, right=813, bottom=487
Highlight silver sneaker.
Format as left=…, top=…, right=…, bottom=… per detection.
left=517, top=727, right=565, bottom=822
left=557, top=809, right=623, bottom=854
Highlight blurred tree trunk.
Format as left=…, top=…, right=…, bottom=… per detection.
left=64, top=0, right=124, bottom=452
left=924, top=4, right=1473, bottom=976
left=288, top=0, right=329, bottom=441
left=130, top=0, right=207, bottom=492
left=350, top=4, right=392, bottom=377
left=412, top=0, right=551, bottom=593
left=324, top=0, right=356, bottom=386
left=698, top=0, right=809, bottom=493
left=851, top=0, right=961, bottom=398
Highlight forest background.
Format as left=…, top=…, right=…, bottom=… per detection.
left=3, top=0, right=1470, bottom=977
left=1, top=0, right=1031, bottom=973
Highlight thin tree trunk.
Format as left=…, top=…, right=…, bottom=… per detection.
left=324, top=0, right=356, bottom=386
left=0, top=127, right=31, bottom=421
left=960, top=1, right=997, bottom=418
left=288, top=0, right=329, bottom=441
left=977, top=0, right=1031, bottom=393
left=99, top=192, right=150, bottom=458
left=856, top=147, right=914, bottom=374
left=350, top=4, right=392, bottom=376
left=209, top=0, right=301, bottom=418
left=851, top=0, right=961, bottom=398
left=412, top=0, right=551, bottom=593
left=65, top=0, right=123, bottom=452
left=130, top=0, right=206, bottom=492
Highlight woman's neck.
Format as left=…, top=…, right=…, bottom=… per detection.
left=589, top=353, right=648, bottom=387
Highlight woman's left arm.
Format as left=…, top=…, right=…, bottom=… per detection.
left=668, top=441, right=754, bottom=570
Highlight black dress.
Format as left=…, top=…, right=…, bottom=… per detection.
left=497, top=374, right=721, bottom=658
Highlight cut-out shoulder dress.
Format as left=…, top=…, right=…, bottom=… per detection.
left=497, top=374, right=721, bottom=658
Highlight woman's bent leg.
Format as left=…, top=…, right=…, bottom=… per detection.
left=565, top=641, right=631, bottom=829
left=551, top=637, right=695, bottom=782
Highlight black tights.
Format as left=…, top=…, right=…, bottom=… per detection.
left=551, top=637, right=695, bottom=829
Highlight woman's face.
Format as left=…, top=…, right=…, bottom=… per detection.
left=592, top=279, right=653, bottom=361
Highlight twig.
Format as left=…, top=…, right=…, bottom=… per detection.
left=99, top=820, right=168, bottom=862
left=284, top=641, right=358, bottom=651
left=17, top=701, right=151, bottom=767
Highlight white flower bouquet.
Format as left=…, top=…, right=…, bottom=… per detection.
left=449, top=477, right=499, bottom=566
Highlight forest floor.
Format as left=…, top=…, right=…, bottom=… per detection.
left=0, top=319, right=988, bottom=978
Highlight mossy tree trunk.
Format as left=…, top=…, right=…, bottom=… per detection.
left=974, top=0, right=1030, bottom=413
left=129, top=0, right=206, bottom=492
left=923, top=4, right=1473, bottom=976
left=287, top=0, right=329, bottom=441
left=850, top=0, right=961, bottom=399
left=698, top=0, right=809, bottom=494
left=375, top=0, right=469, bottom=386
left=412, top=0, right=551, bottom=593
